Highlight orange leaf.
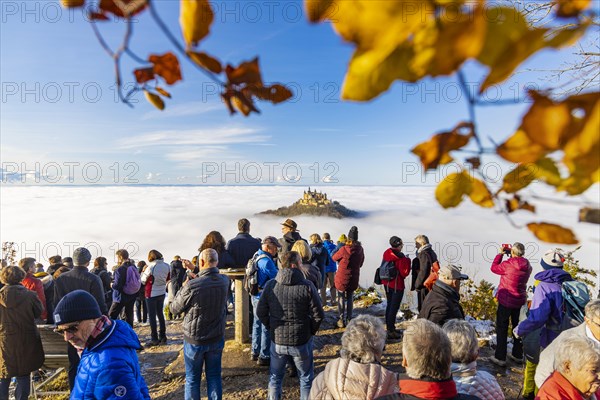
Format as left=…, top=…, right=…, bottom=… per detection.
left=505, top=195, right=536, bottom=214
left=188, top=51, right=222, bottom=74
left=88, top=11, right=110, bottom=20
left=61, top=0, right=85, bottom=8
left=527, top=222, right=578, bottom=244
left=497, top=130, right=548, bottom=164
left=231, top=92, right=260, bottom=116
left=144, top=90, right=165, bottom=111
left=226, top=58, right=263, bottom=86
left=99, top=0, right=147, bottom=17
left=247, top=84, right=293, bottom=104
left=305, top=0, right=334, bottom=23
left=522, top=92, right=577, bottom=150
left=180, top=0, right=213, bottom=48
left=411, top=122, right=473, bottom=170
left=221, top=91, right=236, bottom=115
left=134, top=67, right=155, bottom=84
left=156, top=87, right=172, bottom=98
left=555, top=0, right=591, bottom=18
left=149, top=52, right=182, bottom=85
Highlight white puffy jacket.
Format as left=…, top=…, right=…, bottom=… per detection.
left=451, top=361, right=505, bottom=400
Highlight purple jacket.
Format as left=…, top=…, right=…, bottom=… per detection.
left=491, top=254, right=532, bottom=309
left=514, top=268, right=573, bottom=348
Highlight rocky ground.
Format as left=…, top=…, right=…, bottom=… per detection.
left=36, top=300, right=525, bottom=399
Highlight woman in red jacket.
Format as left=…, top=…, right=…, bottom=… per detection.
left=381, top=236, right=411, bottom=339
left=333, top=226, right=365, bottom=328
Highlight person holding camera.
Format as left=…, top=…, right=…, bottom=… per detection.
left=490, top=242, right=532, bottom=367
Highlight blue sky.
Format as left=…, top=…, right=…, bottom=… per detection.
left=1, top=0, right=598, bottom=185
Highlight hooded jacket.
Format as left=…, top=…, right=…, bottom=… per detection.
left=0, top=284, right=45, bottom=378
left=277, top=231, right=305, bottom=265
left=169, top=267, right=229, bottom=346
left=375, top=374, right=481, bottom=400
left=256, top=267, right=324, bottom=346
left=418, top=280, right=465, bottom=326
left=491, top=254, right=532, bottom=309
left=333, top=243, right=365, bottom=293
left=536, top=371, right=590, bottom=400
left=72, top=319, right=150, bottom=400
left=381, top=249, right=411, bottom=291
left=451, top=361, right=505, bottom=400
left=310, top=242, right=330, bottom=276
left=310, top=357, right=399, bottom=399
left=322, top=240, right=338, bottom=273
left=514, top=268, right=573, bottom=348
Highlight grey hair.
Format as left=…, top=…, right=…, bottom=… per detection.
left=340, top=315, right=386, bottom=364
left=442, top=319, right=479, bottom=364
left=585, top=299, right=600, bottom=323
left=200, top=248, right=218, bottom=265
left=554, top=335, right=600, bottom=375
left=511, top=242, right=525, bottom=257
left=415, top=235, right=430, bottom=245
left=404, top=319, right=452, bottom=380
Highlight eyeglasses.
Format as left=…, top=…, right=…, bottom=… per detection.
left=54, top=323, right=80, bottom=335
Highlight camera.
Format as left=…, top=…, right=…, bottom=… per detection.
left=502, top=243, right=512, bottom=255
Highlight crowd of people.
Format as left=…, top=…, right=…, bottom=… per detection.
left=0, top=218, right=599, bottom=400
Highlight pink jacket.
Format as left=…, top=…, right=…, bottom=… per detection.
left=491, top=254, right=532, bottom=309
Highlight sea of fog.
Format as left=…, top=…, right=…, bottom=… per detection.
left=1, top=185, right=599, bottom=296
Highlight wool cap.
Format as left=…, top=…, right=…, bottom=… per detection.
left=338, top=234, right=347, bottom=243
left=389, top=236, right=402, bottom=248
left=348, top=226, right=359, bottom=241
left=54, top=289, right=102, bottom=325
left=72, top=247, right=92, bottom=266
left=541, top=249, right=565, bottom=270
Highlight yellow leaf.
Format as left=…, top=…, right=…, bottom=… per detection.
left=527, top=222, right=578, bottom=244
left=497, top=130, right=548, bottom=164
left=502, top=164, right=536, bottom=193
left=506, top=196, right=536, bottom=214
left=521, top=92, right=573, bottom=150
left=61, top=0, right=85, bottom=8
left=144, top=90, right=165, bottom=110
left=180, top=0, right=213, bottom=48
left=411, top=122, right=473, bottom=170
left=188, top=51, right=222, bottom=74
left=534, top=157, right=562, bottom=187
left=469, top=178, right=494, bottom=208
left=305, top=0, right=334, bottom=23
left=435, top=171, right=473, bottom=209
left=555, top=0, right=591, bottom=18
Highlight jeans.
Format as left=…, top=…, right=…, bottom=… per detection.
left=109, top=296, right=136, bottom=327
left=147, top=295, right=166, bottom=341
left=385, top=287, right=404, bottom=332
left=337, top=290, right=354, bottom=324
left=0, top=375, right=30, bottom=400
left=183, top=338, right=224, bottom=400
left=136, top=294, right=147, bottom=323
left=495, top=303, right=523, bottom=360
left=268, top=338, right=314, bottom=400
left=251, top=296, right=270, bottom=359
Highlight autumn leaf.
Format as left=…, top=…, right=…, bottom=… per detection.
left=144, top=90, right=165, bottom=110
left=527, top=222, right=578, bottom=244
left=231, top=92, right=260, bottom=116
left=501, top=158, right=562, bottom=193
left=149, top=52, right=182, bottom=85
left=61, top=0, right=85, bottom=8
left=412, top=122, right=473, bottom=170
left=134, top=67, right=155, bottom=84
left=469, top=178, right=494, bottom=208
left=180, top=0, right=213, bottom=48
left=435, top=171, right=473, bottom=209
left=226, top=58, right=263, bottom=86
left=99, top=0, right=147, bottom=17
left=497, top=130, right=548, bottom=164
left=555, top=0, right=591, bottom=18
left=506, top=196, right=536, bottom=213
left=88, top=11, right=110, bottom=20
left=156, top=87, right=172, bottom=98
left=466, top=157, right=481, bottom=169
left=521, top=92, right=574, bottom=149
left=305, top=0, right=334, bottom=23
left=188, top=51, right=222, bottom=74
left=246, top=84, right=293, bottom=104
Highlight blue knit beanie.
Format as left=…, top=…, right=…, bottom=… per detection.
left=54, top=290, right=102, bottom=325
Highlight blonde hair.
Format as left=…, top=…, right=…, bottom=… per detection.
left=291, top=240, right=312, bottom=263
left=310, top=233, right=323, bottom=245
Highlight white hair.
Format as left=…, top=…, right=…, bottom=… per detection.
left=554, top=335, right=600, bottom=375
left=443, top=319, right=479, bottom=364
left=340, top=315, right=386, bottom=364
left=585, top=299, right=600, bottom=323
left=404, top=319, right=452, bottom=380
left=511, top=242, right=525, bottom=257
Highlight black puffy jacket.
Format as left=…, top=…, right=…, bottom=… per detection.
left=169, top=267, right=229, bottom=346
left=257, top=268, right=324, bottom=346
left=418, top=280, right=465, bottom=326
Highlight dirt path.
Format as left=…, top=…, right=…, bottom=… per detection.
left=136, top=304, right=525, bottom=400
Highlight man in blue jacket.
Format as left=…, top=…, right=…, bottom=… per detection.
left=251, top=236, right=280, bottom=366
left=54, top=290, right=149, bottom=400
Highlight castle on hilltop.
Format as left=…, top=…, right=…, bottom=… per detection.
left=298, top=187, right=332, bottom=208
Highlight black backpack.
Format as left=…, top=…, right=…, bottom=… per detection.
left=244, top=253, right=269, bottom=296
left=378, top=259, right=398, bottom=281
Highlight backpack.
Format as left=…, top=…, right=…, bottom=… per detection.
left=423, top=260, right=440, bottom=291
left=244, top=253, right=269, bottom=296
left=550, top=280, right=590, bottom=332
left=378, top=259, right=398, bottom=281
left=123, top=264, right=142, bottom=295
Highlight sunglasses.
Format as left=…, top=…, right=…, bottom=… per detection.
left=54, top=323, right=80, bottom=335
